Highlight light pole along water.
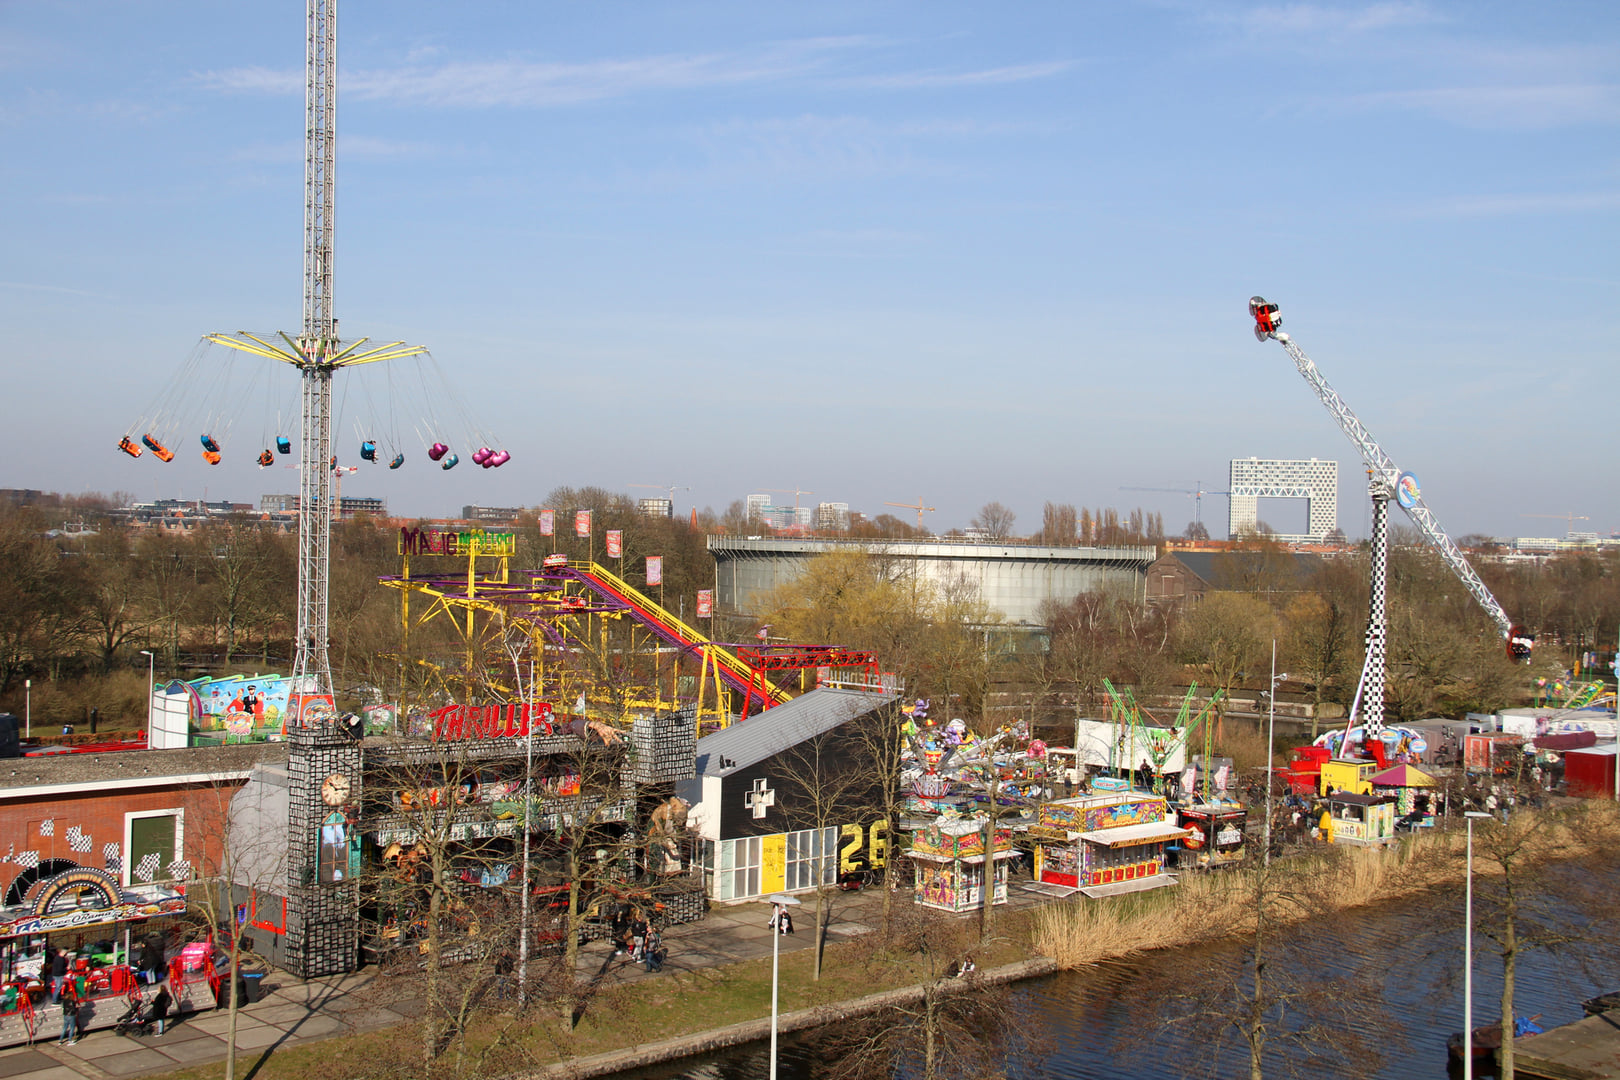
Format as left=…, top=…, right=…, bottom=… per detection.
left=760, top=892, right=802, bottom=1080
left=1462, top=809, right=1493, bottom=1080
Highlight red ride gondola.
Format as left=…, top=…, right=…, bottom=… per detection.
left=118, top=437, right=143, bottom=458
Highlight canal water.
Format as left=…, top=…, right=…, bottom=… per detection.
left=616, top=886, right=1616, bottom=1079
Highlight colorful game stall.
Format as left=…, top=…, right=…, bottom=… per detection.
left=1369, top=764, right=1438, bottom=826
left=1028, top=794, right=1186, bottom=897
left=1321, top=792, right=1396, bottom=847
left=0, top=866, right=208, bottom=1047
left=906, top=817, right=1017, bottom=914
left=1176, top=805, right=1248, bottom=868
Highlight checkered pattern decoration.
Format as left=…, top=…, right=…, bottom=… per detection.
left=167, top=859, right=192, bottom=882
left=135, top=852, right=161, bottom=883
left=103, top=842, right=122, bottom=873
left=37, top=820, right=54, bottom=838
left=16, top=851, right=39, bottom=869
left=1, top=845, right=12, bottom=864
left=1363, top=489, right=1389, bottom=736
left=66, top=826, right=92, bottom=854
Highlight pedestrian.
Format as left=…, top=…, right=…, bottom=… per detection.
left=780, top=908, right=794, bottom=936
left=642, top=928, right=663, bottom=973
left=630, top=911, right=649, bottom=962
left=150, top=985, right=172, bottom=1037
left=58, top=978, right=79, bottom=1045
left=49, top=947, right=67, bottom=1003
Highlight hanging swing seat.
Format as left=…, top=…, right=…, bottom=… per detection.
left=441, top=453, right=460, bottom=470
left=200, top=434, right=221, bottom=454
left=489, top=450, right=510, bottom=467
left=142, top=435, right=175, bottom=462
left=276, top=436, right=292, bottom=454
left=257, top=450, right=274, bottom=467
left=360, top=440, right=377, bottom=462
left=203, top=450, right=222, bottom=465
left=427, top=442, right=449, bottom=462
left=118, top=437, right=143, bottom=458
left=388, top=453, right=405, bottom=470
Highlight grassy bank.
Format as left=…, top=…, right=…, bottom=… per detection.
left=149, top=803, right=1618, bottom=1080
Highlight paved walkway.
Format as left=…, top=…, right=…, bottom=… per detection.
left=0, top=882, right=1057, bottom=1080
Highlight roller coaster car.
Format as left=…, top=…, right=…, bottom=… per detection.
left=1508, top=626, right=1535, bottom=662
left=200, top=434, right=221, bottom=454
left=142, top=435, right=175, bottom=462
left=119, top=436, right=143, bottom=458
left=257, top=450, right=274, bottom=467
left=1249, top=295, right=1281, bottom=340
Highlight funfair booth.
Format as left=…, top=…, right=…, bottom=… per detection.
left=907, top=817, right=1016, bottom=914
left=1028, top=794, right=1185, bottom=897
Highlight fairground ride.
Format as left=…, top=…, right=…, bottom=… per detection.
left=382, top=540, right=879, bottom=734
left=1249, top=297, right=1534, bottom=740
left=1101, top=679, right=1225, bottom=800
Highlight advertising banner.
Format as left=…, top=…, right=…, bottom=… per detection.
left=645, top=555, right=662, bottom=586
left=696, top=589, right=713, bottom=618
left=538, top=509, right=554, bottom=536
left=190, top=674, right=295, bottom=742
left=605, top=530, right=623, bottom=558
left=575, top=510, right=592, bottom=537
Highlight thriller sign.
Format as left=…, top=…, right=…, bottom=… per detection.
left=430, top=702, right=555, bottom=740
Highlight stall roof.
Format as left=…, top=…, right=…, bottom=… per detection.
left=1369, top=764, right=1436, bottom=788
left=1076, top=821, right=1189, bottom=847
left=1328, top=792, right=1391, bottom=806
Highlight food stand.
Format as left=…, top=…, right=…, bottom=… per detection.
left=1368, top=764, right=1438, bottom=826
left=1176, top=805, right=1247, bottom=868
left=1322, top=792, right=1396, bottom=847
left=907, top=817, right=1017, bottom=914
left=0, top=867, right=195, bottom=1047
left=1029, top=794, right=1186, bottom=896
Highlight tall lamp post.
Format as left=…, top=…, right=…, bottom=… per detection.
left=759, top=892, right=802, bottom=1080
left=24, top=679, right=31, bottom=740
left=1264, top=640, right=1288, bottom=868
left=139, top=651, right=155, bottom=741
left=1463, top=809, right=1493, bottom=1080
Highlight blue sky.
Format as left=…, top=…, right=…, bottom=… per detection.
left=2, top=1, right=1615, bottom=539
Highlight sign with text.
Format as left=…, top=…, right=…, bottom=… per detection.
left=399, top=527, right=517, bottom=557
left=696, top=589, right=713, bottom=618
left=431, top=702, right=555, bottom=740
left=538, top=510, right=555, bottom=536
left=645, top=556, right=662, bottom=586
left=605, top=530, right=623, bottom=558
left=575, top=510, right=592, bottom=537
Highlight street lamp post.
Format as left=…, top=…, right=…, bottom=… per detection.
left=24, top=679, right=31, bottom=740
left=139, top=651, right=154, bottom=741
left=759, top=892, right=802, bottom=1080
left=1264, top=640, right=1288, bottom=868
left=1463, top=809, right=1493, bottom=1080
left=518, top=656, right=534, bottom=1006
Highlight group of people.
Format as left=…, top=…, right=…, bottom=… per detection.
left=42, top=939, right=175, bottom=1045
left=609, top=906, right=666, bottom=973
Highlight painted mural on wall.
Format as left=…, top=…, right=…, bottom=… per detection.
left=172, top=674, right=294, bottom=741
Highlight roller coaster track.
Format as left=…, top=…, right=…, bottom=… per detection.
left=536, top=561, right=793, bottom=713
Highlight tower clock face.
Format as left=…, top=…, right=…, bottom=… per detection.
left=321, top=772, right=352, bottom=807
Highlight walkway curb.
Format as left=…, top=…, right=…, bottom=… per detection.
left=529, top=957, right=1061, bottom=1079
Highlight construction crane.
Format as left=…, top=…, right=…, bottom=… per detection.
left=1119, top=482, right=1232, bottom=529
left=1249, top=296, right=1533, bottom=738
left=884, top=497, right=936, bottom=531
left=763, top=487, right=815, bottom=511
left=1520, top=512, right=1590, bottom=536
left=628, top=483, right=689, bottom=515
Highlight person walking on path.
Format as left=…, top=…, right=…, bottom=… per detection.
left=642, top=928, right=664, bottom=973
left=630, top=912, right=649, bottom=963
left=149, top=985, right=172, bottom=1037
left=58, top=979, right=79, bottom=1045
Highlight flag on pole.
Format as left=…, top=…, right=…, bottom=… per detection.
left=538, top=510, right=554, bottom=536
left=696, top=590, right=713, bottom=618
left=645, top=556, right=662, bottom=586
left=575, top=510, right=592, bottom=537
left=605, top=530, right=623, bottom=558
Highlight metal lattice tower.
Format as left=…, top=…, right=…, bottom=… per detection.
left=296, top=0, right=339, bottom=698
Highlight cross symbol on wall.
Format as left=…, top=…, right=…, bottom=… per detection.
left=745, top=778, right=776, bottom=820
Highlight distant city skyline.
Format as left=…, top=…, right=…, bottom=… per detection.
left=3, top=2, right=1615, bottom=540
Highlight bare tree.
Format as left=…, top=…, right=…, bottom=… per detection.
left=971, top=502, right=1017, bottom=540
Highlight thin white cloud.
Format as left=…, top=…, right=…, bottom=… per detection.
left=1413, top=191, right=1620, bottom=217
left=0, top=281, right=106, bottom=298
left=196, top=37, right=869, bottom=108
left=1352, top=83, right=1620, bottom=129
left=843, top=60, right=1074, bottom=90
left=1215, top=1, right=1441, bottom=36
